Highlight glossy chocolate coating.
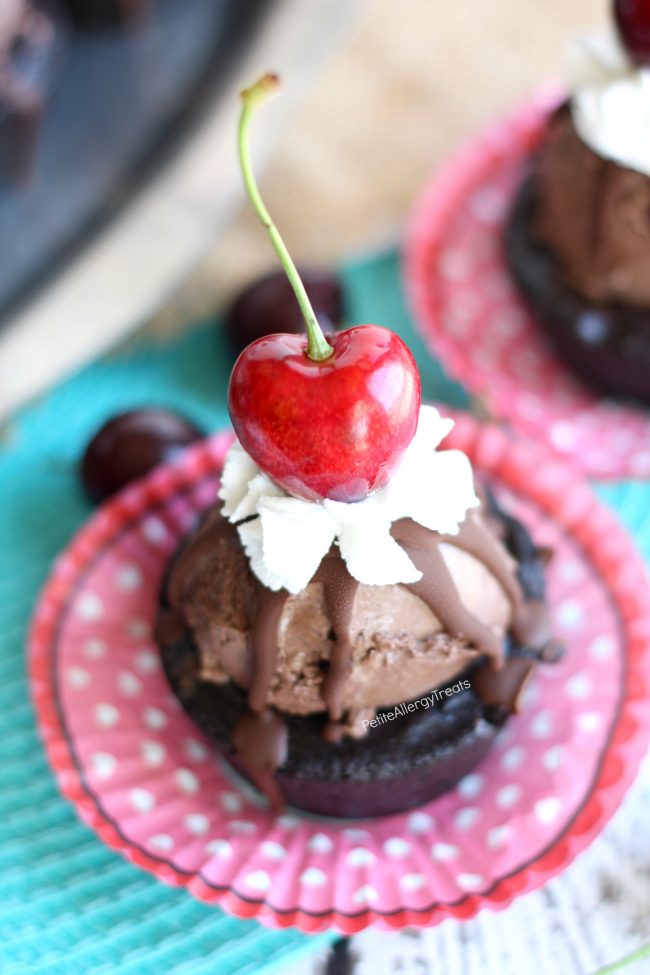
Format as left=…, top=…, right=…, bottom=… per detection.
left=80, top=408, right=203, bottom=504
left=158, top=489, right=559, bottom=816
left=224, top=268, right=343, bottom=355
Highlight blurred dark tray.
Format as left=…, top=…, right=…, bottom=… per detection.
left=0, top=0, right=271, bottom=322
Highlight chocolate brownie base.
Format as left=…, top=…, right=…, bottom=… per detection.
left=505, top=174, right=650, bottom=404
left=159, top=499, right=549, bottom=819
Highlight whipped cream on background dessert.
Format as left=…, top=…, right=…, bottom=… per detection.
left=569, top=27, right=650, bottom=177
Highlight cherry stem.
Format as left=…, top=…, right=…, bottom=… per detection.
left=238, top=74, right=334, bottom=362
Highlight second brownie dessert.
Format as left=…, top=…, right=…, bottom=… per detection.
left=505, top=14, right=650, bottom=404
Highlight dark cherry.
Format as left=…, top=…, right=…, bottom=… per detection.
left=224, top=268, right=343, bottom=355
left=614, top=0, right=650, bottom=65
left=80, top=408, right=204, bottom=504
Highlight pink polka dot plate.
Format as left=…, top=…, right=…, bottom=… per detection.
left=405, top=88, right=650, bottom=480
left=29, top=417, right=650, bottom=933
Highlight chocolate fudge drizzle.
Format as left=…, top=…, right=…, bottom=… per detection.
left=166, top=504, right=553, bottom=808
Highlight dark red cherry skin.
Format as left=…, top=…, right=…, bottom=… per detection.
left=224, top=268, right=343, bottom=355
left=228, top=325, right=421, bottom=503
left=615, top=0, right=650, bottom=65
left=81, top=409, right=204, bottom=504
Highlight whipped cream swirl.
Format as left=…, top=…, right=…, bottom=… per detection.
left=568, top=27, right=650, bottom=176
left=218, top=405, right=479, bottom=594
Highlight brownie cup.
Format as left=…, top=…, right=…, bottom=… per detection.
left=157, top=492, right=559, bottom=819
left=506, top=103, right=650, bottom=404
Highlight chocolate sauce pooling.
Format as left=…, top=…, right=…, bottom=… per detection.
left=167, top=504, right=553, bottom=807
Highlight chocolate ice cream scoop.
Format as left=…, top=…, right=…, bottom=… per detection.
left=531, top=103, right=650, bottom=308
left=161, top=501, right=552, bottom=729
left=157, top=494, right=557, bottom=815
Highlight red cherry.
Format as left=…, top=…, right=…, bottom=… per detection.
left=80, top=409, right=203, bottom=504
left=228, top=324, right=421, bottom=502
left=225, top=269, right=343, bottom=355
left=614, top=0, right=650, bottom=65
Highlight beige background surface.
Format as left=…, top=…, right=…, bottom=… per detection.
left=150, top=0, right=606, bottom=334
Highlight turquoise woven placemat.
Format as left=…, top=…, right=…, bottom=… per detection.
left=1, top=247, right=648, bottom=974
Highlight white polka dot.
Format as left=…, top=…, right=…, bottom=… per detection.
left=518, top=394, right=543, bottom=421
left=486, top=825, right=510, bottom=850
left=141, top=740, right=166, bottom=767
left=520, top=681, right=539, bottom=709
left=150, top=834, right=174, bottom=852
left=496, top=784, right=522, bottom=808
left=244, top=870, right=271, bottom=892
left=454, top=808, right=479, bottom=831
left=431, top=842, right=458, bottom=862
left=144, top=707, right=167, bottom=730
left=343, top=828, right=371, bottom=842
left=472, top=347, right=500, bottom=372
left=559, top=560, right=583, bottom=584
left=130, top=788, right=155, bottom=813
left=308, top=833, right=333, bottom=854
left=142, top=517, right=168, bottom=544
left=556, top=599, right=584, bottom=629
left=128, top=618, right=150, bottom=639
left=550, top=423, right=579, bottom=451
left=261, top=841, right=286, bottom=861
left=566, top=673, right=591, bottom=699
left=383, top=837, right=411, bottom=859
left=135, top=650, right=159, bottom=674
left=117, top=564, right=142, bottom=591
left=408, top=812, right=434, bottom=834
left=95, top=703, right=120, bottom=728
left=543, top=746, right=564, bottom=772
left=535, top=797, right=561, bottom=823
left=67, top=666, right=91, bottom=689
left=184, top=738, right=208, bottom=763
left=589, top=635, right=616, bottom=660
left=400, top=873, right=426, bottom=892
left=443, top=310, right=469, bottom=337
left=229, top=820, right=257, bottom=835
left=78, top=592, right=104, bottom=621
left=457, top=774, right=483, bottom=799
left=185, top=813, right=209, bottom=835
left=91, top=752, right=116, bottom=778
left=494, top=308, right=525, bottom=338
left=578, top=712, right=602, bottom=733
left=470, top=186, right=506, bottom=223
left=630, top=451, right=650, bottom=477
left=347, top=848, right=376, bottom=867
left=276, top=814, right=299, bottom=830
left=457, top=873, right=485, bottom=891
left=175, top=768, right=199, bottom=795
left=218, top=791, right=242, bottom=813
left=206, top=839, right=232, bottom=858
left=440, top=249, right=471, bottom=281
left=83, top=638, right=106, bottom=660
left=118, top=671, right=141, bottom=696
left=352, top=885, right=379, bottom=905
left=501, top=745, right=525, bottom=771
left=531, top=710, right=553, bottom=739
left=301, top=867, right=327, bottom=887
